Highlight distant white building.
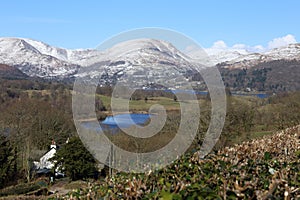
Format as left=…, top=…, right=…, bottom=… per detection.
left=245, top=87, right=252, bottom=92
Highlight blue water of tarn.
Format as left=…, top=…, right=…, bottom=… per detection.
left=81, top=113, right=151, bottom=133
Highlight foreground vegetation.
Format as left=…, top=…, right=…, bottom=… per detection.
left=1, top=126, right=298, bottom=199
left=59, top=126, right=299, bottom=199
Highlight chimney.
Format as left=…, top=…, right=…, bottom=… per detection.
left=50, top=139, right=56, bottom=149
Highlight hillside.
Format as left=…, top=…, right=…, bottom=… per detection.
left=219, top=59, right=300, bottom=92
left=28, top=125, right=299, bottom=199
left=0, top=64, right=28, bottom=79
left=1, top=124, right=298, bottom=199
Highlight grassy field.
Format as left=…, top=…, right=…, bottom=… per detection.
left=97, top=94, right=181, bottom=112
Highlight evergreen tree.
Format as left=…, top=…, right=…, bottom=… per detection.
left=51, top=137, right=97, bottom=181
left=0, top=134, right=16, bottom=188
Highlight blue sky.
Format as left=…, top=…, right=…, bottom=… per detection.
left=1, top=0, right=299, bottom=50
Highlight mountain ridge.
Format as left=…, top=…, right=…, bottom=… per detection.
left=216, top=43, right=300, bottom=69
left=0, top=37, right=299, bottom=92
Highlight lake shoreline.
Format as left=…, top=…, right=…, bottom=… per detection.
left=81, top=113, right=152, bottom=130
left=78, top=110, right=150, bottom=123
left=103, top=110, right=149, bottom=116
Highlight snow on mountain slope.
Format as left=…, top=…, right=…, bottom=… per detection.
left=219, top=43, right=300, bottom=68
left=205, top=49, right=249, bottom=65
left=0, top=37, right=300, bottom=79
left=78, top=39, right=202, bottom=88
left=265, top=43, right=300, bottom=59
left=22, top=38, right=70, bottom=61
left=0, top=38, right=80, bottom=77
left=23, top=38, right=104, bottom=66
left=103, top=39, right=192, bottom=64
left=0, top=37, right=202, bottom=83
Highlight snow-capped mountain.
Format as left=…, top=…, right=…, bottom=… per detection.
left=205, top=48, right=250, bottom=65
left=0, top=37, right=300, bottom=80
left=218, top=43, right=300, bottom=68
left=76, top=39, right=202, bottom=88
left=0, top=38, right=80, bottom=78
left=0, top=37, right=104, bottom=78
left=21, top=38, right=104, bottom=66
left=265, top=43, right=300, bottom=60
left=0, top=37, right=204, bottom=86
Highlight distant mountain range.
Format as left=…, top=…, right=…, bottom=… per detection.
left=215, top=43, right=300, bottom=68
left=0, top=37, right=299, bottom=92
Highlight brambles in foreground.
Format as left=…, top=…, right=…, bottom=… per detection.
left=53, top=125, right=300, bottom=199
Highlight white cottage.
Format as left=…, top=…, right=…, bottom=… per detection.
left=33, top=140, right=64, bottom=176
